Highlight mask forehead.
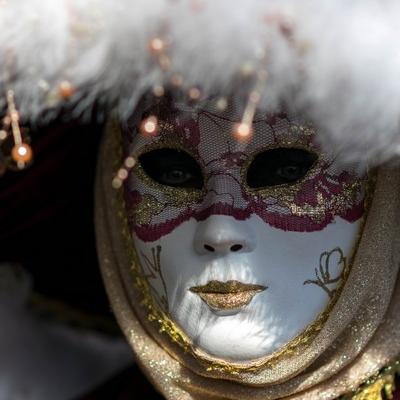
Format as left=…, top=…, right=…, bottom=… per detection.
left=128, top=100, right=318, bottom=159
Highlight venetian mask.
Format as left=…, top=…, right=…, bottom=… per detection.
left=96, top=96, right=400, bottom=399
left=123, top=98, right=366, bottom=363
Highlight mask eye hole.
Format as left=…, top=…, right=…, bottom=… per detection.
left=246, top=148, right=318, bottom=189
left=139, top=148, right=204, bottom=189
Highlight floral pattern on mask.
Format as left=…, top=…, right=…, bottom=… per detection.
left=124, top=106, right=366, bottom=242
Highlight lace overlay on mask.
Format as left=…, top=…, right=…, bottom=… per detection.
left=124, top=107, right=365, bottom=242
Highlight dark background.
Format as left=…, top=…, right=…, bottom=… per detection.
left=0, top=119, right=164, bottom=399
left=0, top=120, right=109, bottom=317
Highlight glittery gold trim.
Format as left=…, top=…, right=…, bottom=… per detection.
left=240, top=141, right=321, bottom=198
left=190, top=280, right=267, bottom=311
left=131, top=135, right=206, bottom=225
left=128, top=194, right=165, bottom=226
left=341, top=359, right=400, bottom=400
left=352, top=377, right=395, bottom=400
left=240, top=132, right=365, bottom=223
left=288, top=178, right=363, bottom=223
left=240, top=123, right=322, bottom=193
left=139, top=245, right=169, bottom=312
left=130, top=245, right=191, bottom=351
left=195, top=291, right=263, bottom=311
left=116, top=174, right=192, bottom=350
left=190, top=280, right=267, bottom=294
left=276, top=121, right=316, bottom=144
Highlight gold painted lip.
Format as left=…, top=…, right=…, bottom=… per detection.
left=190, top=280, right=267, bottom=311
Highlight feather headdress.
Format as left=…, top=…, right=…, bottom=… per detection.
left=1, top=0, right=400, bottom=162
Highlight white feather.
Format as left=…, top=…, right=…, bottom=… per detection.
left=1, top=0, right=400, bottom=162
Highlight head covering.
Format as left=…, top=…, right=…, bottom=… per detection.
left=2, top=0, right=400, bottom=163
left=96, top=118, right=400, bottom=399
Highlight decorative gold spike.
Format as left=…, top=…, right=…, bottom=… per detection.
left=0, top=89, right=33, bottom=173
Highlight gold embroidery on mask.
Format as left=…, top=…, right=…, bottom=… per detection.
left=241, top=141, right=322, bottom=196
left=288, top=180, right=364, bottom=223
left=139, top=245, right=169, bottom=312
left=135, top=161, right=205, bottom=206
left=121, top=210, right=191, bottom=351
left=129, top=194, right=165, bottom=226
left=131, top=136, right=206, bottom=225
left=240, top=126, right=365, bottom=223
left=304, top=247, right=346, bottom=299
left=278, top=122, right=316, bottom=145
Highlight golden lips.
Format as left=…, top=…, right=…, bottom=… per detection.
left=190, top=280, right=267, bottom=311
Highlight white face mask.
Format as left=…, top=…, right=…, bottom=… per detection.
left=123, top=101, right=367, bottom=363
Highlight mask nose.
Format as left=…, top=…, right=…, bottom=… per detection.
left=194, top=216, right=256, bottom=255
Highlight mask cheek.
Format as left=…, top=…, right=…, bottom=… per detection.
left=132, top=218, right=201, bottom=315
